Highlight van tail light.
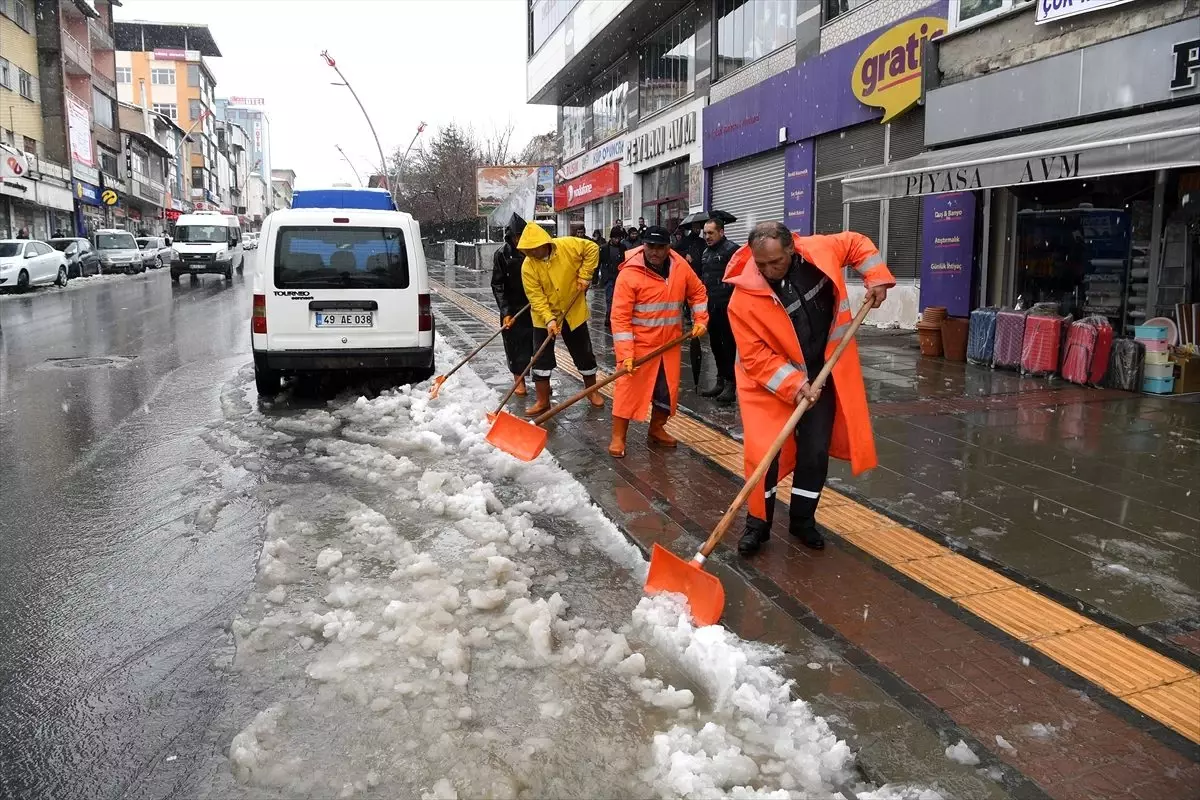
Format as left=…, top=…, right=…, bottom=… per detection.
left=252, top=293, right=267, bottom=334
left=418, top=293, right=432, bottom=331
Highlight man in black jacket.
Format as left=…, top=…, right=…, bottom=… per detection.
left=621, top=226, right=641, bottom=251
left=699, top=216, right=740, bottom=403
left=491, top=213, right=533, bottom=396
left=597, top=225, right=627, bottom=326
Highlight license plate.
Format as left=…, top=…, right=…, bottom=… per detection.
left=315, top=311, right=374, bottom=328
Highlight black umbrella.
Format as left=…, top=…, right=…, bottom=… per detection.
left=505, top=212, right=528, bottom=241
left=709, top=209, right=737, bottom=224
left=679, top=211, right=710, bottom=227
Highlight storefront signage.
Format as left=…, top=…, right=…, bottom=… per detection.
left=1035, top=0, right=1134, bottom=25
left=535, top=166, right=555, bottom=214
left=903, top=152, right=1083, bottom=196
left=852, top=17, right=946, bottom=123
left=627, top=111, right=697, bottom=168
left=101, top=188, right=119, bottom=206
left=67, top=95, right=94, bottom=167
left=165, top=208, right=182, bottom=221
left=227, top=96, right=266, bottom=106
left=703, top=2, right=949, bottom=167
left=152, top=48, right=200, bottom=61
left=559, top=138, right=624, bottom=181
left=1170, top=37, right=1200, bottom=90
left=74, top=179, right=101, bottom=206
left=784, top=142, right=814, bottom=235
left=554, top=162, right=620, bottom=210
left=919, top=192, right=975, bottom=317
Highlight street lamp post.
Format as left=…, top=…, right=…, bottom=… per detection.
left=321, top=51, right=392, bottom=204
left=335, top=144, right=363, bottom=187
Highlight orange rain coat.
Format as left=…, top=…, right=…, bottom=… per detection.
left=724, top=231, right=896, bottom=520
left=610, top=246, right=709, bottom=422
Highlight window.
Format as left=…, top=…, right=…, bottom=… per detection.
left=150, top=68, right=175, bottom=85
left=0, top=58, right=10, bottom=90
left=561, top=93, right=587, bottom=158
left=93, top=89, right=114, bottom=128
left=822, top=0, right=876, bottom=24
left=590, top=66, right=628, bottom=143
left=153, top=103, right=177, bottom=120
left=22, top=136, right=35, bottom=155
left=188, top=99, right=202, bottom=122
left=716, top=0, right=799, bottom=78
left=18, top=69, right=34, bottom=101
left=12, top=0, right=27, bottom=30
left=116, top=67, right=132, bottom=84
left=187, top=64, right=201, bottom=88
left=275, top=226, right=410, bottom=290
left=639, top=12, right=696, bottom=117
left=949, top=0, right=1034, bottom=30
left=130, top=150, right=146, bottom=180
left=99, top=148, right=119, bottom=177
left=529, top=0, right=582, bottom=55
left=191, top=166, right=205, bottom=189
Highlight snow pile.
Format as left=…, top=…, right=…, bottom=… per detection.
left=213, top=341, right=924, bottom=799
left=944, top=740, right=980, bottom=766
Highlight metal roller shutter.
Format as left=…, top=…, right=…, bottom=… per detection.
left=710, top=148, right=787, bottom=243
left=886, top=196, right=921, bottom=280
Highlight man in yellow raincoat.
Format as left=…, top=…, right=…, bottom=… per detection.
left=517, top=222, right=606, bottom=417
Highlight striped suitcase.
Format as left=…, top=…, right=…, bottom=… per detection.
left=992, top=310, right=1026, bottom=370
left=967, top=307, right=998, bottom=365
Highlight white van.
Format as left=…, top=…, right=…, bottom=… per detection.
left=170, top=211, right=244, bottom=282
left=250, top=207, right=434, bottom=397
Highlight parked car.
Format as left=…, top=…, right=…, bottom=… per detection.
left=136, top=236, right=174, bottom=269
left=93, top=230, right=145, bottom=274
left=243, top=232, right=258, bottom=250
left=0, top=239, right=70, bottom=291
left=49, top=237, right=102, bottom=278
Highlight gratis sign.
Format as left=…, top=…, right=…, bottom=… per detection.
left=851, top=17, right=946, bottom=122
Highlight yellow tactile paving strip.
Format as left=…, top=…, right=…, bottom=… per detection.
left=434, top=280, right=1200, bottom=743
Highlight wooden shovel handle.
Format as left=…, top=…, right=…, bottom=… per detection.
left=492, top=290, right=584, bottom=415
left=441, top=304, right=531, bottom=385
left=697, top=297, right=874, bottom=559
left=533, top=332, right=693, bottom=425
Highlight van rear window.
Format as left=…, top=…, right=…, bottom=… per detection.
left=274, top=226, right=410, bottom=290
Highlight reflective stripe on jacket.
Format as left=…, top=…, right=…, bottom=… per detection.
left=610, top=246, right=709, bottom=422
left=516, top=222, right=599, bottom=330
left=724, top=230, right=896, bottom=519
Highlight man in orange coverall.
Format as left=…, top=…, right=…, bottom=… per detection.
left=607, top=226, right=708, bottom=458
left=724, top=221, right=895, bottom=554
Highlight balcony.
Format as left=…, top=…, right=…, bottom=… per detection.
left=62, top=31, right=92, bottom=76
left=131, top=177, right=165, bottom=207
left=89, top=18, right=114, bottom=51
left=91, top=69, right=116, bottom=97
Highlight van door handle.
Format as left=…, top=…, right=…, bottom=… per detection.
left=309, top=300, right=379, bottom=311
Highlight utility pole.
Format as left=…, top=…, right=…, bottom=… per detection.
left=335, top=144, right=363, bottom=187
left=321, top=50, right=392, bottom=205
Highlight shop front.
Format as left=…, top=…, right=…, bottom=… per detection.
left=557, top=138, right=624, bottom=235
left=622, top=97, right=704, bottom=232
left=842, top=17, right=1200, bottom=334
left=72, top=178, right=105, bottom=237
left=554, top=162, right=622, bottom=234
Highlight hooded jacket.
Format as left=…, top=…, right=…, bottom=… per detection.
left=517, top=222, right=599, bottom=330
left=724, top=230, right=895, bottom=520
left=491, top=239, right=529, bottom=321
left=610, top=246, right=708, bottom=421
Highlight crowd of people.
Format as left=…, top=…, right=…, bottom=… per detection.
left=491, top=211, right=895, bottom=555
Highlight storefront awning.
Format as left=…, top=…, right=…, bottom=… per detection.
left=841, top=105, right=1200, bottom=203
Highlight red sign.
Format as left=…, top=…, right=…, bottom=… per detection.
left=554, top=162, right=620, bottom=211
left=164, top=208, right=182, bottom=221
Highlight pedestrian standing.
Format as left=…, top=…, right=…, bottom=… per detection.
left=491, top=213, right=533, bottom=397
left=698, top=216, right=741, bottom=404
left=621, top=226, right=641, bottom=251
left=598, top=225, right=627, bottom=326
left=516, top=222, right=606, bottom=416
left=607, top=227, right=708, bottom=458
left=16, top=227, right=28, bottom=239
left=637, top=217, right=647, bottom=234
left=725, top=221, right=894, bottom=554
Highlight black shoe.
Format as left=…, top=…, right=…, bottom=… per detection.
left=790, top=519, right=825, bottom=550
left=699, top=378, right=724, bottom=398
left=716, top=382, right=736, bottom=405
left=737, top=524, right=770, bottom=555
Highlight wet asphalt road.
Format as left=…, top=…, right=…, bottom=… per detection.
left=0, top=261, right=259, bottom=799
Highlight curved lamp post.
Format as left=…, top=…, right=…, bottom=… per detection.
left=321, top=50, right=391, bottom=202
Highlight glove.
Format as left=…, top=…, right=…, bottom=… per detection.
left=690, top=322, right=707, bottom=338
left=545, top=319, right=560, bottom=337
left=503, top=316, right=514, bottom=329
left=576, top=277, right=590, bottom=292
left=623, top=358, right=636, bottom=375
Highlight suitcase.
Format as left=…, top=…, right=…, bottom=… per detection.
left=1061, top=320, right=1097, bottom=385
left=1089, top=322, right=1114, bottom=386
left=1107, top=338, right=1144, bottom=391
left=967, top=307, right=998, bottom=365
left=1022, top=314, right=1064, bottom=376
left=992, top=310, right=1026, bottom=370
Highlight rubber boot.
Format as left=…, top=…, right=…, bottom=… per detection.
left=790, top=516, right=825, bottom=550
left=608, top=416, right=629, bottom=458
left=699, top=378, right=724, bottom=398
left=513, top=375, right=527, bottom=396
left=647, top=409, right=677, bottom=447
left=737, top=518, right=771, bottom=555
left=524, top=380, right=551, bottom=417
left=584, top=374, right=605, bottom=408
left=716, top=381, right=737, bottom=405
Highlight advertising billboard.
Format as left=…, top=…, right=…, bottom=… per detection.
left=476, top=165, right=540, bottom=218
left=67, top=95, right=94, bottom=167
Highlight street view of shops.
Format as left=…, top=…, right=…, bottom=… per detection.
left=1, top=1, right=1198, bottom=799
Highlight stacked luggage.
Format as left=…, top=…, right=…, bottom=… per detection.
left=1134, top=324, right=1173, bottom=394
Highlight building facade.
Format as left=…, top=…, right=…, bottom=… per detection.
left=271, top=167, right=295, bottom=210
left=217, top=97, right=271, bottom=218
left=114, top=20, right=224, bottom=214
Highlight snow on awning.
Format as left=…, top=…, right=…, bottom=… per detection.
left=841, top=105, right=1200, bottom=203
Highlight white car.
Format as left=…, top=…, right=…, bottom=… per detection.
left=0, top=239, right=69, bottom=291
left=244, top=232, right=259, bottom=250
left=250, top=207, right=434, bottom=397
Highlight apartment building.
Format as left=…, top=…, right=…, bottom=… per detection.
left=270, top=167, right=295, bottom=210
left=114, top=20, right=224, bottom=212
left=217, top=97, right=272, bottom=217
left=216, top=117, right=248, bottom=216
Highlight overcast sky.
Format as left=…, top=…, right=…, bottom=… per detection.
left=115, top=0, right=556, bottom=188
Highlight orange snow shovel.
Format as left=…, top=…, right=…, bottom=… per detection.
left=486, top=289, right=584, bottom=424
left=487, top=331, right=694, bottom=462
left=644, top=297, right=875, bottom=626
left=430, top=303, right=530, bottom=400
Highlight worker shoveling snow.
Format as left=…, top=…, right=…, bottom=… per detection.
left=204, top=343, right=937, bottom=800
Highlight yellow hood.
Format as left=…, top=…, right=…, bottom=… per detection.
left=516, top=222, right=553, bottom=254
